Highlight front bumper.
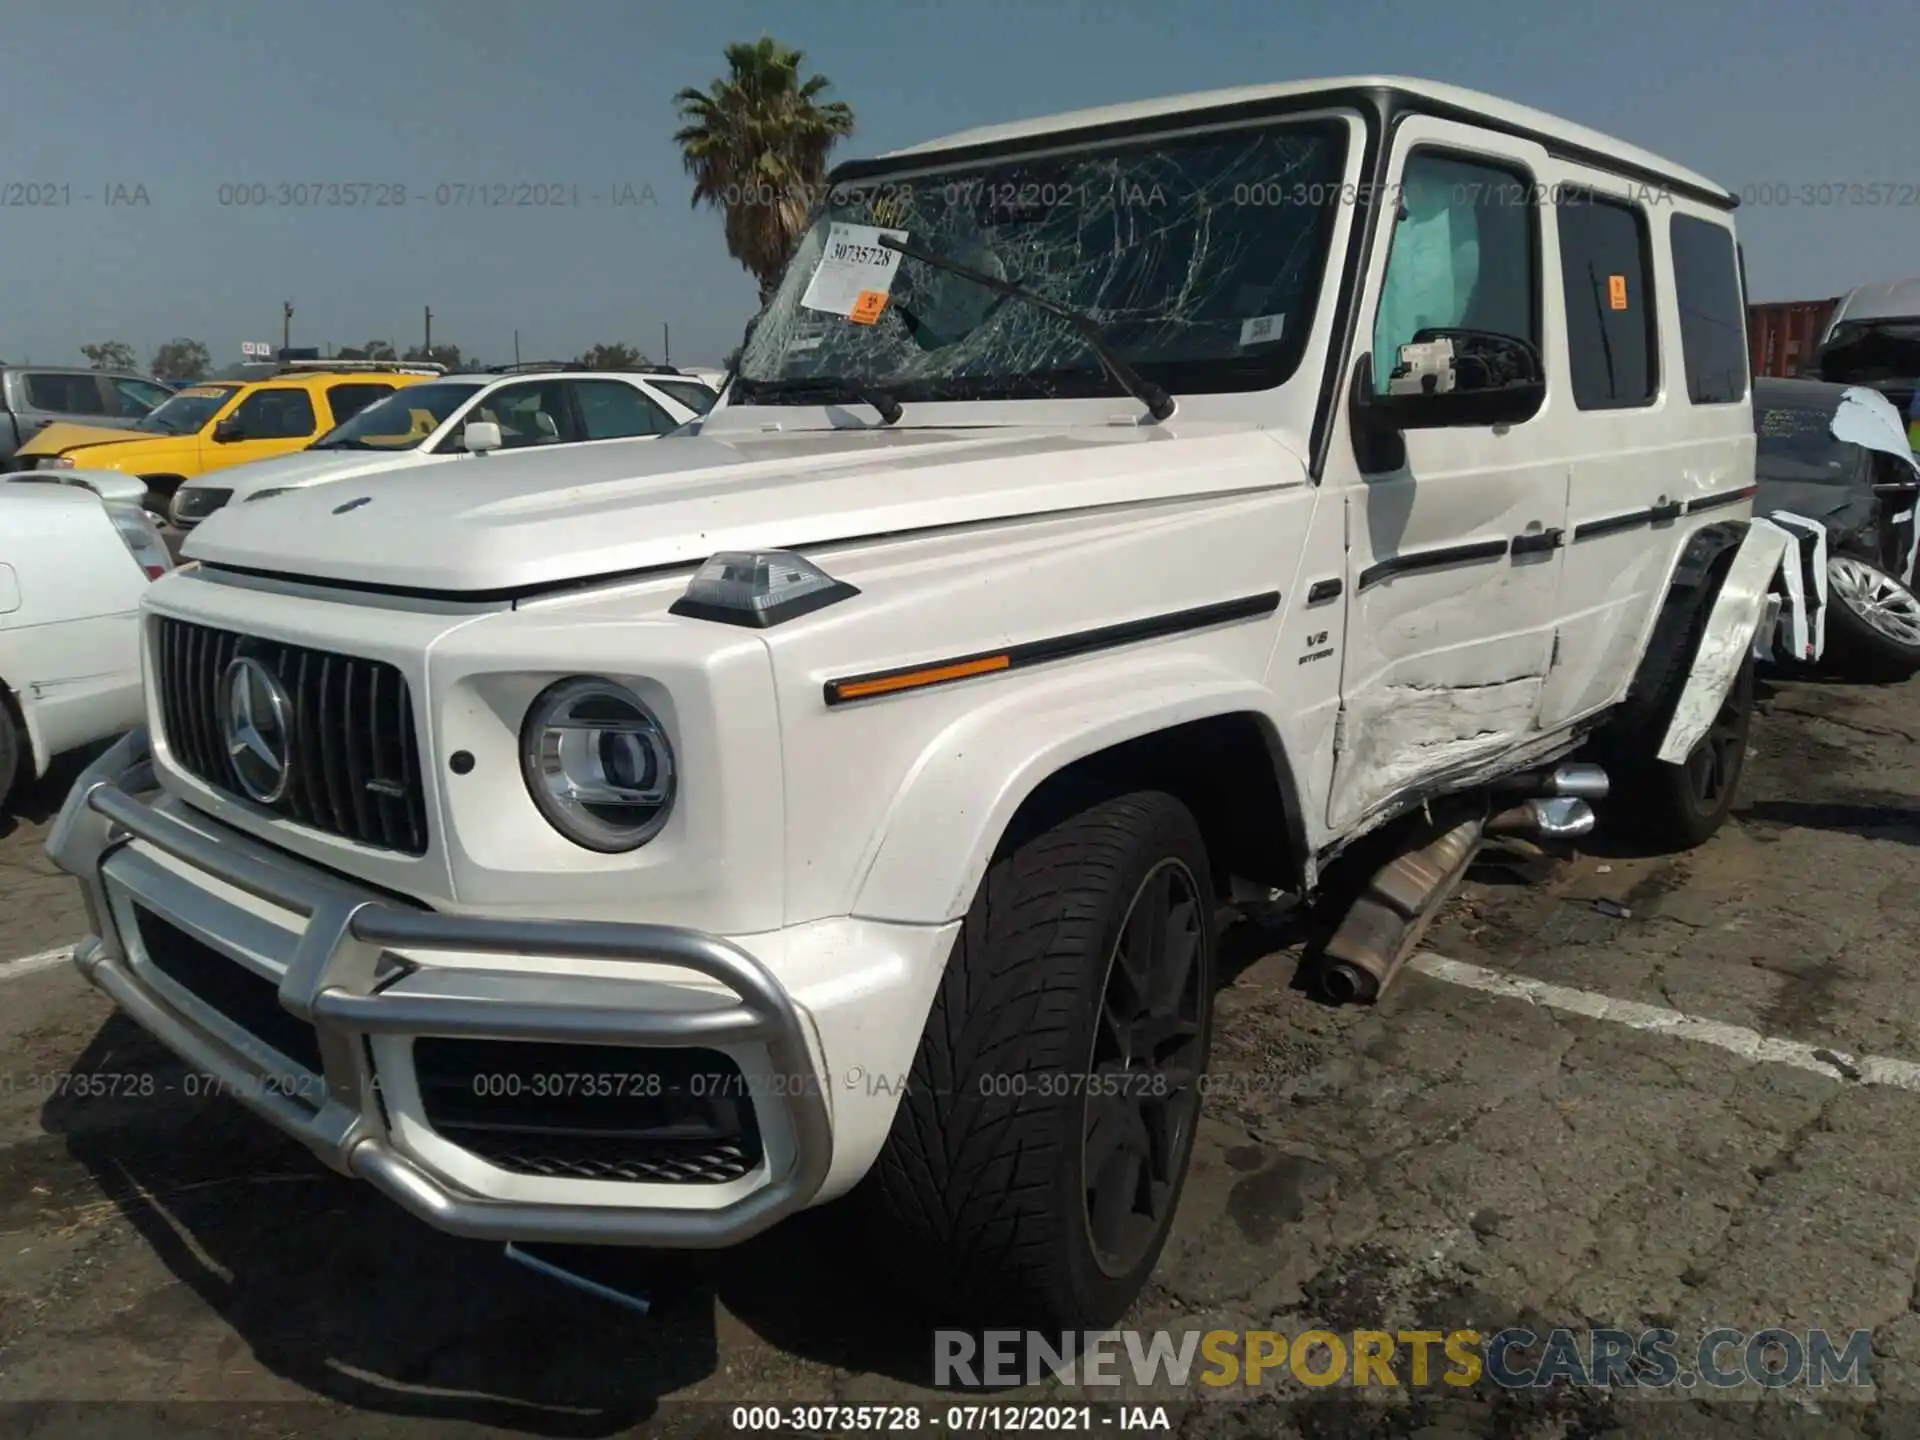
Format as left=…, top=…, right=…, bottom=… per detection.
left=46, top=727, right=836, bottom=1248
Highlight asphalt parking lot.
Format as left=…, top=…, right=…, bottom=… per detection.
left=3, top=668, right=1920, bottom=1437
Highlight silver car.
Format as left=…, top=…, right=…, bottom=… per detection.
left=0, top=365, right=174, bottom=469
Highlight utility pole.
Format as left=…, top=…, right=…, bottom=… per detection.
left=283, top=300, right=293, bottom=355
left=513, top=329, right=521, bottom=366
left=663, top=323, right=670, bottom=366
left=424, top=306, right=433, bottom=359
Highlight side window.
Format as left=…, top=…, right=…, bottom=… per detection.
left=1372, top=150, right=1538, bottom=393
left=229, top=387, right=318, bottom=439
left=112, top=378, right=173, bottom=417
left=468, top=381, right=576, bottom=449
left=326, top=383, right=394, bottom=424
left=573, top=380, right=678, bottom=439
left=650, top=378, right=718, bottom=415
left=1670, top=214, right=1748, bottom=405
left=1556, top=193, right=1657, bottom=408
left=24, top=373, right=107, bottom=414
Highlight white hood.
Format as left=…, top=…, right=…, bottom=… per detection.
left=182, top=424, right=1305, bottom=594
left=203, top=446, right=438, bottom=497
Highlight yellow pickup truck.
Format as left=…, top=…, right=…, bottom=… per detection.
left=14, top=363, right=443, bottom=513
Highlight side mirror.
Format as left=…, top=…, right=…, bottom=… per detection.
left=462, top=420, right=502, bottom=454
left=212, top=416, right=244, bottom=443
left=1356, top=329, right=1547, bottom=432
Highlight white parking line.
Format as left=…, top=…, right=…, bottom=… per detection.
left=1408, top=952, right=1920, bottom=1092
left=0, top=945, right=76, bottom=983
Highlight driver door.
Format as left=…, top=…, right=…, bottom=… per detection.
left=1325, top=122, right=1571, bottom=833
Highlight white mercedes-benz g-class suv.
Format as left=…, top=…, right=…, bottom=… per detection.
left=49, top=76, right=1779, bottom=1332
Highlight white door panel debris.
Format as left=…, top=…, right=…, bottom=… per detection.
left=1657, top=522, right=1793, bottom=763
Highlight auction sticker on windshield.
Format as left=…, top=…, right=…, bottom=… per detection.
left=802, top=222, right=908, bottom=318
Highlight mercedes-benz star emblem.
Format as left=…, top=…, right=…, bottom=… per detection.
left=220, top=656, right=294, bottom=804
left=333, top=495, right=372, bottom=514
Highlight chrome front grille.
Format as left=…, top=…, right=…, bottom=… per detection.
left=155, top=617, right=429, bottom=855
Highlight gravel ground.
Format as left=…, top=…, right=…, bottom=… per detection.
left=3, top=667, right=1920, bottom=1437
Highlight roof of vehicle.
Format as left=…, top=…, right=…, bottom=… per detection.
left=437, top=369, right=700, bottom=387
left=233, top=368, right=440, bottom=394
left=1753, top=377, right=1850, bottom=407
left=869, top=75, right=1731, bottom=205
left=0, top=478, right=105, bottom=512
left=1831, top=277, right=1920, bottom=325
left=0, top=363, right=163, bottom=379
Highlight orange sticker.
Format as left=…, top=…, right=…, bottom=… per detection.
left=1607, top=274, right=1628, bottom=310
left=849, top=289, right=889, bottom=325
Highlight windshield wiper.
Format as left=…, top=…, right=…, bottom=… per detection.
left=740, top=376, right=903, bottom=425
left=877, top=234, right=1176, bottom=423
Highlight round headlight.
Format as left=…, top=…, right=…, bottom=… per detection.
left=519, top=677, right=675, bottom=852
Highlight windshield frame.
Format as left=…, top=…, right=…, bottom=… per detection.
left=307, top=380, right=486, bottom=452
left=732, top=111, right=1355, bottom=410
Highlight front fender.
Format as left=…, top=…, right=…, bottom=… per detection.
left=850, top=657, right=1290, bottom=925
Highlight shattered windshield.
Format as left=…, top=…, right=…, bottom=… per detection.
left=734, top=117, right=1349, bottom=406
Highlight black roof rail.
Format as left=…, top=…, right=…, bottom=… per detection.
left=485, top=361, right=573, bottom=373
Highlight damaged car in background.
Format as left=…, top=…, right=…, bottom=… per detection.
left=1754, top=378, right=1920, bottom=679
left=46, top=76, right=1791, bottom=1332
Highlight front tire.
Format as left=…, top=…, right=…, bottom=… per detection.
left=1823, top=553, right=1920, bottom=680
left=862, top=789, right=1216, bottom=1331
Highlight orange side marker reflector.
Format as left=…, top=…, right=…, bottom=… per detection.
left=833, top=654, right=1010, bottom=700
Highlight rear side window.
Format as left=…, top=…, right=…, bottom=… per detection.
left=1670, top=215, right=1748, bottom=404
left=24, top=373, right=107, bottom=415
left=574, top=379, right=678, bottom=439
left=650, top=378, right=717, bottom=415
left=326, top=383, right=395, bottom=424
left=1557, top=194, right=1657, bottom=408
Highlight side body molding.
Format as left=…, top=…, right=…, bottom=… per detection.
left=849, top=660, right=1298, bottom=926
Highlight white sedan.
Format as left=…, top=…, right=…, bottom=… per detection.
left=167, top=367, right=714, bottom=532
left=0, top=479, right=173, bottom=809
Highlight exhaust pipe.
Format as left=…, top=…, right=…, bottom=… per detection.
left=1496, top=762, right=1609, bottom=799
left=1486, top=796, right=1596, bottom=840
left=1320, top=815, right=1485, bottom=1004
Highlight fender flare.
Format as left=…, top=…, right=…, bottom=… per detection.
left=1656, top=520, right=1793, bottom=763
left=849, top=659, right=1304, bottom=926
left=0, top=672, right=46, bottom=780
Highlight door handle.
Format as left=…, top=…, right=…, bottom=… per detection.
left=1510, top=527, right=1564, bottom=555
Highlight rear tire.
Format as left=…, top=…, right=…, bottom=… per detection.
left=1602, top=577, right=1755, bottom=853
left=0, top=701, right=20, bottom=814
left=861, top=789, right=1216, bottom=1331
left=1823, top=553, right=1920, bottom=681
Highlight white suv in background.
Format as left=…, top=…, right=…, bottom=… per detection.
left=167, top=367, right=711, bottom=532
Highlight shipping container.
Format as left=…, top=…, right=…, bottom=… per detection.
left=1748, top=298, right=1839, bottom=379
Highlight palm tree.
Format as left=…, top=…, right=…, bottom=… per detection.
left=674, top=37, right=856, bottom=304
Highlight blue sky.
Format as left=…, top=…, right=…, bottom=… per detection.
left=1, top=0, right=1913, bottom=370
